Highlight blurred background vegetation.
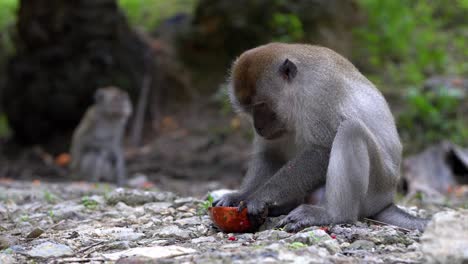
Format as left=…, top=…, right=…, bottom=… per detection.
left=0, top=0, right=466, bottom=154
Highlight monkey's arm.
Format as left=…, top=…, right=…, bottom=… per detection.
left=213, top=150, right=283, bottom=207
left=241, top=146, right=330, bottom=216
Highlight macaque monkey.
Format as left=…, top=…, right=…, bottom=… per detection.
left=214, top=43, right=429, bottom=232
left=70, top=86, right=132, bottom=186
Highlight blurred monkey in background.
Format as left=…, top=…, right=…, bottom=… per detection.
left=70, top=86, right=132, bottom=186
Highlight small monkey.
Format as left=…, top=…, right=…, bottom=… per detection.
left=70, top=86, right=132, bottom=186
left=214, top=43, right=429, bottom=232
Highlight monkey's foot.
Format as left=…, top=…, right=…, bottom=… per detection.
left=277, top=204, right=330, bottom=232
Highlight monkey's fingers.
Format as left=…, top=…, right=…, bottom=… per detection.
left=238, top=201, right=246, bottom=212
left=276, top=217, right=287, bottom=229
left=276, top=218, right=301, bottom=232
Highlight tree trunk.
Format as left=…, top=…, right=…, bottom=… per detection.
left=3, top=0, right=150, bottom=148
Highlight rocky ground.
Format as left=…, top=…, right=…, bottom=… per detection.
left=0, top=180, right=467, bottom=264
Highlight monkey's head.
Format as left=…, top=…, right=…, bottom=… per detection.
left=229, top=43, right=299, bottom=140
left=94, top=86, right=132, bottom=119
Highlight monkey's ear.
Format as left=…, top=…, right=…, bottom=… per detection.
left=279, top=59, right=297, bottom=81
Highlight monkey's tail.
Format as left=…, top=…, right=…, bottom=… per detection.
left=371, top=204, right=429, bottom=232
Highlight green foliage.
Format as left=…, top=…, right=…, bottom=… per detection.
left=270, top=12, right=304, bottom=42
left=197, top=194, right=214, bottom=215
left=355, top=0, right=449, bottom=85
left=19, top=214, right=29, bottom=222
left=117, top=0, right=197, bottom=31
left=0, top=114, right=11, bottom=139
left=212, top=85, right=232, bottom=116
left=81, top=196, right=99, bottom=210
left=43, top=190, right=57, bottom=204
left=398, top=87, right=467, bottom=152
left=288, top=241, right=307, bottom=250
left=0, top=0, right=17, bottom=65
left=48, top=210, right=55, bottom=218
left=0, top=0, right=17, bottom=31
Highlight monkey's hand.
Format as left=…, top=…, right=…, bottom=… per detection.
left=212, top=192, right=246, bottom=207
left=238, top=196, right=269, bottom=229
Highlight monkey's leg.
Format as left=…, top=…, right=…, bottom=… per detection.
left=239, top=145, right=330, bottom=217
left=115, top=150, right=126, bottom=187
left=278, top=120, right=381, bottom=232
left=213, top=150, right=284, bottom=207
left=80, top=152, right=102, bottom=183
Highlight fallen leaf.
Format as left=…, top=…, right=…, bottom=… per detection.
left=55, top=153, right=71, bottom=166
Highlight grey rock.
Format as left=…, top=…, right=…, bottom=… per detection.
left=348, top=240, right=376, bottom=250
left=0, top=236, right=13, bottom=250
left=51, top=201, right=85, bottom=221
left=175, top=216, right=201, bottom=226
left=26, top=241, right=73, bottom=258
left=421, top=210, right=468, bottom=264
left=94, top=227, right=145, bottom=241
left=191, top=236, right=217, bottom=244
left=102, top=245, right=196, bottom=261
left=107, top=188, right=176, bottom=206
left=174, top=197, right=199, bottom=206
left=26, top=228, right=44, bottom=239
left=107, top=241, right=131, bottom=250
left=144, top=202, right=173, bottom=214
left=286, top=229, right=331, bottom=245
left=256, top=230, right=291, bottom=241
left=236, top=233, right=255, bottom=241
left=156, top=225, right=192, bottom=240
left=0, top=253, right=16, bottom=264
left=321, top=239, right=342, bottom=254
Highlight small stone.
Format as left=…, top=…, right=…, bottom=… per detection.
left=236, top=233, right=255, bottom=241
left=421, top=210, right=468, bottom=264
left=0, top=253, right=15, bottom=264
left=26, top=228, right=44, bottom=239
left=191, top=236, right=216, bottom=244
left=174, top=216, right=200, bottom=226
left=51, top=202, right=85, bottom=221
left=144, top=202, right=173, bottom=214
left=321, top=239, right=342, bottom=254
left=156, top=225, right=191, bottom=240
left=286, top=229, right=332, bottom=246
left=107, top=188, right=175, bottom=206
left=174, top=197, right=197, bottom=206
left=256, top=230, right=290, bottom=241
left=107, top=241, right=130, bottom=250
left=102, top=245, right=196, bottom=261
left=348, top=240, right=375, bottom=250
left=94, top=227, right=145, bottom=241
left=0, top=236, right=12, bottom=250
left=127, top=174, right=150, bottom=188
left=26, top=241, right=73, bottom=258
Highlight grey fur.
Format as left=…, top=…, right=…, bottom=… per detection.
left=215, top=43, right=429, bottom=232
left=70, top=87, right=132, bottom=186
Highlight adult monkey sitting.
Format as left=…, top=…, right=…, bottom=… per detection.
left=213, top=43, right=429, bottom=232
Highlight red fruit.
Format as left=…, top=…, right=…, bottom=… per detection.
left=208, top=207, right=252, bottom=233
left=228, top=236, right=236, bottom=241
left=331, top=234, right=337, bottom=239
left=320, top=226, right=329, bottom=233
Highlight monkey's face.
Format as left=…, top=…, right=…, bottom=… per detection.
left=251, top=101, right=287, bottom=140
left=95, top=87, right=132, bottom=118
left=230, top=44, right=299, bottom=140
